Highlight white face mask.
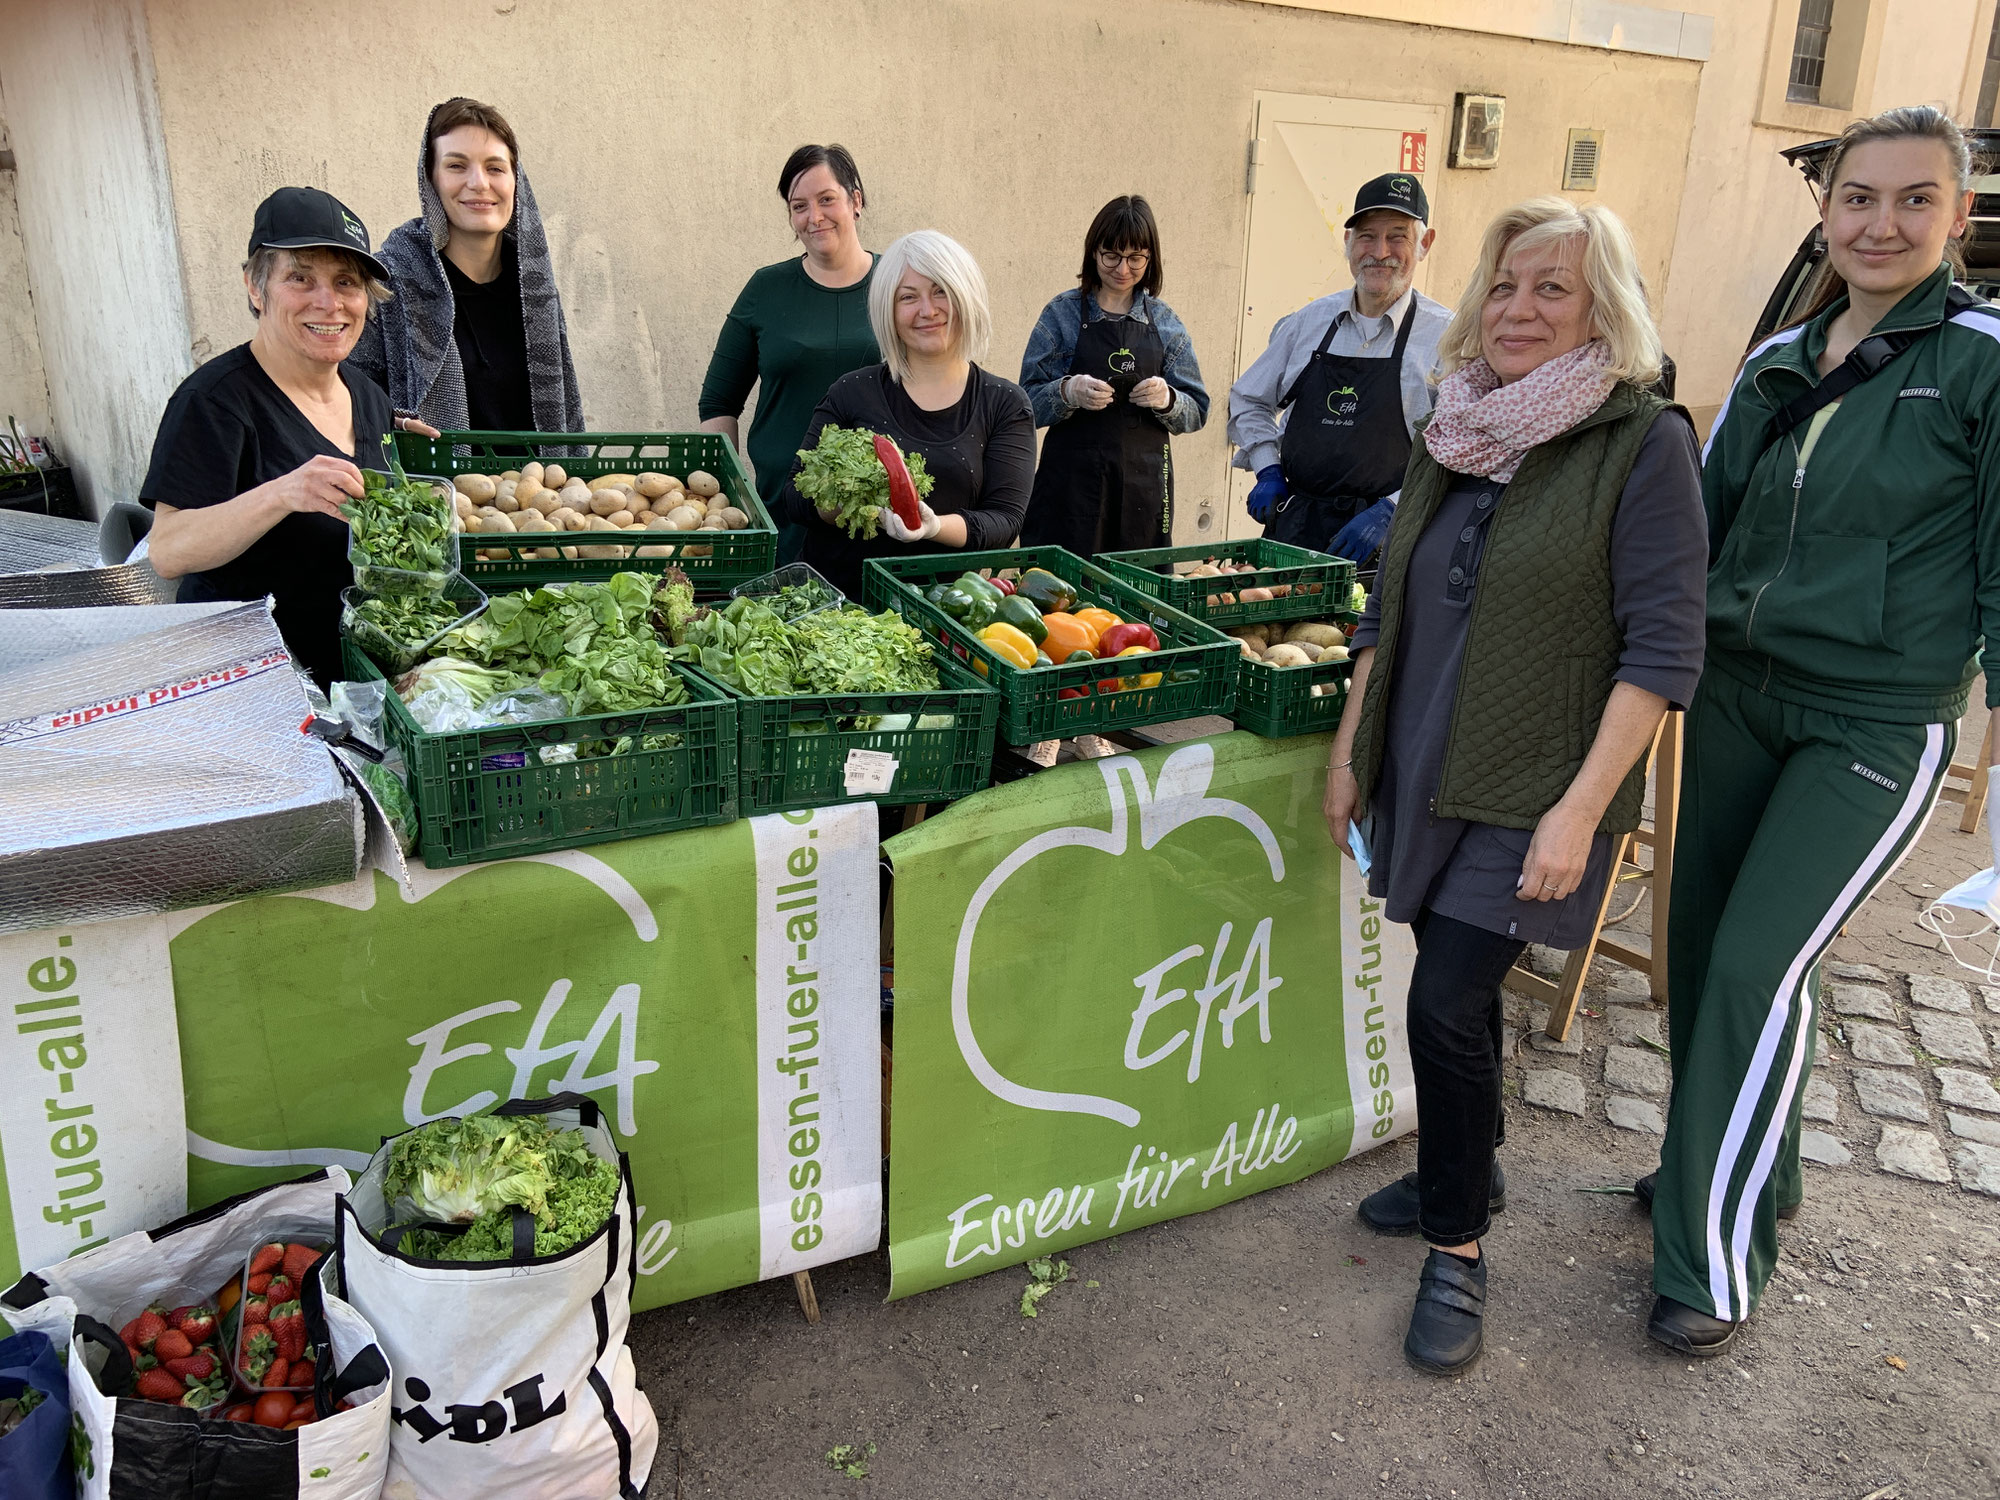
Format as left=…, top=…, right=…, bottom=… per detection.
left=1922, top=766, right=2000, bottom=980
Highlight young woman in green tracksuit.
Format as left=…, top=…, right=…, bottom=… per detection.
left=1648, top=105, right=2000, bottom=1356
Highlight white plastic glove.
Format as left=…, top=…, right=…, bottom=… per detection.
left=1065, top=375, right=1115, bottom=411
left=1129, top=376, right=1173, bottom=411
left=879, top=500, right=942, bottom=543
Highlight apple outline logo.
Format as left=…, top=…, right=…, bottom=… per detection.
left=950, top=742, right=1285, bottom=1128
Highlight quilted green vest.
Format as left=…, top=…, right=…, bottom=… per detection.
left=1351, top=382, right=1675, bottom=835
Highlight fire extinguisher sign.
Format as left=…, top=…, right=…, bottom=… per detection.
left=1400, top=132, right=1427, bottom=173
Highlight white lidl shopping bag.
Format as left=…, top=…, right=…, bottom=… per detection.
left=1, top=1168, right=393, bottom=1500
left=336, top=1094, right=658, bottom=1500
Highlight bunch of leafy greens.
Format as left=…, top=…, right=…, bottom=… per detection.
left=762, top=576, right=842, bottom=621
left=350, top=591, right=466, bottom=650
left=792, top=424, right=935, bottom=540
left=342, top=452, right=454, bottom=576
left=789, top=607, right=938, bottom=693
left=671, top=596, right=799, bottom=696
left=440, top=572, right=687, bottom=715
left=384, top=1112, right=619, bottom=1262
left=392, top=656, right=524, bottom=704
left=666, top=597, right=939, bottom=699
left=649, top=566, right=698, bottom=642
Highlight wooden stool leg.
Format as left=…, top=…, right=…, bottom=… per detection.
left=793, top=1270, right=821, bottom=1324
left=1546, top=831, right=1633, bottom=1042
left=1961, top=719, right=1994, bottom=834
left=1648, top=714, right=1682, bottom=1002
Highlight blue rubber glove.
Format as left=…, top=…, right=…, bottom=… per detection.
left=1246, top=463, right=1286, bottom=523
left=1330, top=496, right=1396, bottom=562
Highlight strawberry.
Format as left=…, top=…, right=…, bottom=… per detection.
left=282, top=1242, right=320, bottom=1285
left=264, top=1356, right=290, bottom=1390
left=173, top=1305, right=217, bottom=1346
left=269, top=1301, right=306, bottom=1363
left=164, top=1352, right=217, bottom=1380
left=237, top=1326, right=276, bottom=1385
left=242, top=1292, right=269, bottom=1327
left=125, top=1307, right=168, bottom=1351
left=123, top=1338, right=145, bottom=1369
left=134, top=1368, right=188, bottom=1402
left=291, top=1356, right=315, bottom=1389
left=266, top=1273, right=294, bottom=1302
left=246, top=1273, right=271, bottom=1296
left=247, top=1241, right=285, bottom=1277
left=153, top=1328, right=193, bottom=1362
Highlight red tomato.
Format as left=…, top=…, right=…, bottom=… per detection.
left=253, top=1392, right=295, bottom=1428
left=219, top=1403, right=255, bottom=1424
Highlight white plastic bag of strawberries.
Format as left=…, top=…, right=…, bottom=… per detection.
left=0, top=1167, right=392, bottom=1500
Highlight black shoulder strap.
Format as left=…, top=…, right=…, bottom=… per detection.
left=1770, top=283, right=1986, bottom=438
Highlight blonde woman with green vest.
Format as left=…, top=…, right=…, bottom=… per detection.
left=1322, top=198, right=1707, bottom=1375
left=1646, top=106, right=2000, bottom=1359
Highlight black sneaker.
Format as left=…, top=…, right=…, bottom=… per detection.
left=1358, top=1161, right=1507, bottom=1236
left=1646, top=1294, right=1738, bottom=1357
left=1404, top=1249, right=1487, bottom=1375
left=1634, top=1171, right=1798, bottom=1220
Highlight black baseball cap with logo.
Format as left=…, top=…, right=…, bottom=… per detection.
left=247, top=186, right=390, bottom=281
left=1344, top=172, right=1430, bottom=229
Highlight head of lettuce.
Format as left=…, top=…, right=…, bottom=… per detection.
left=382, top=1111, right=620, bottom=1261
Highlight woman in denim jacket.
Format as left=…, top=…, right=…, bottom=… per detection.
left=1018, top=196, right=1208, bottom=557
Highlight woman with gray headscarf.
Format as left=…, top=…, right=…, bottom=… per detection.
left=348, top=97, right=585, bottom=436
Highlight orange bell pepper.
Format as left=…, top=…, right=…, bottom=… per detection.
left=1073, top=607, right=1123, bottom=640
left=1040, top=611, right=1097, bottom=660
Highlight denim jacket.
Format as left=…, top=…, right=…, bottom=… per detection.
left=1018, top=289, right=1210, bottom=435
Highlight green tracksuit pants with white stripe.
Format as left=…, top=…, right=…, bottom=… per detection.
left=1654, top=665, right=1955, bottom=1322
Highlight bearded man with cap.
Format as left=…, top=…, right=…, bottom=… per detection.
left=1228, top=172, right=1450, bottom=563
left=144, top=186, right=438, bottom=688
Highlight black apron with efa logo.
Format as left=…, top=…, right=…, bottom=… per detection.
left=1269, top=297, right=1417, bottom=553
left=1021, top=294, right=1172, bottom=558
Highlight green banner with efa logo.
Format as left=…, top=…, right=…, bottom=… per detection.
left=882, top=732, right=1415, bottom=1299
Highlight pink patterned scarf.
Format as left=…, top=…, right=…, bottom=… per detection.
left=1421, top=340, right=1616, bottom=483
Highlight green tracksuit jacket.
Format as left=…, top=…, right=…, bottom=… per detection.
left=1701, top=263, right=2000, bottom=719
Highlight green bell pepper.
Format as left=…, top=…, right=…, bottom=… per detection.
left=955, top=572, right=1004, bottom=608
left=1015, top=568, right=1078, bottom=615
left=996, top=594, right=1049, bottom=646
left=937, top=585, right=997, bottom=631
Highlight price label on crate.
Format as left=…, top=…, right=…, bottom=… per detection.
left=843, top=748, right=899, bottom=797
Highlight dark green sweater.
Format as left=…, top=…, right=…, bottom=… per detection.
left=698, top=256, right=880, bottom=502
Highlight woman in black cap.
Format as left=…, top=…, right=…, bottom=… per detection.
left=144, top=186, right=437, bottom=688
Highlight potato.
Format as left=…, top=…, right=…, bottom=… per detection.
left=665, top=505, right=702, bottom=530
left=494, top=492, right=521, bottom=513
left=527, top=491, right=562, bottom=517
left=697, top=520, right=725, bottom=531
left=455, top=473, right=497, bottom=503
left=636, top=473, right=674, bottom=499
left=499, top=469, right=521, bottom=483
left=555, top=508, right=590, bottom=531
left=1262, top=643, right=1311, bottom=667
left=1227, top=625, right=1270, bottom=647
left=681, top=543, right=713, bottom=558
left=452, top=514, right=467, bottom=533
left=518, top=514, right=557, bottom=533
left=1282, top=622, right=1344, bottom=650
left=1187, top=563, right=1221, bottom=578
left=1238, top=587, right=1274, bottom=603
left=588, top=489, right=627, bottom=517
left=1292, top=642, right=1323, bottom=662
left=717, top=506, right=748, bottom=530
left=591, top=472, right=637, bottom=489
left=530, top=546, right=562, bottom=560
left=560, top=544, right=579, bottom=559
left=1235, top=638, right=1260, bottom=661
left=520, top=461, right=544, bottom=488
left=686, top=469, right=721, bottom=499
left=607, top=509, right=635, bottom=528
left=543, top=464, right=567, bottom=488
left=587, top=515, right=618, bottom=532
left=514, top=478, right=546, bottom=510
left=578, top=543, right=626, bottom=560
left=635, top=544, right=677, bottom=558
left=1269, top=583, right=1292, bottom=598
left=497, top=478, right=519, bottom=501
left=560, top=480, right=592, bottom=504
left=1206, top=591, right=1236, bottom=607
left=454, top=494, right=477, bottom=517
left=1321, top=643, right=1350, bottom=661
left=479, top=512, right=518, bottom=534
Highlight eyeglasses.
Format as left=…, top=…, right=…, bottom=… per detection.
left=1097, top=249, right=1151, bottom=269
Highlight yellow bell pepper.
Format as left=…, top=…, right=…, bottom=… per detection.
left=977, top=621, right=1038, bottom=670
left=1117, top=644, right=1162, bottom=689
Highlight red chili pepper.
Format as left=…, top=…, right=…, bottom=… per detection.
left=990, top=577, right=1016, bottom=596
left=872, top=433, right=923, bottom=529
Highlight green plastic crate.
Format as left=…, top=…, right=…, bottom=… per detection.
left=862, top=546, right=1237, bottom=745
left=1096, top=537, right=1356, bottom=628
left=1230, top=651, right=1354, bottom=738
left=393, top=430, right=777, bottom=592
left=697, top=651, right=1000, bottom=814
left=341, top=640, right=737, bottom=868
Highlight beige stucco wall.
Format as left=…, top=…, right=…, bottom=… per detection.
left=1656, top=0, right=1995, bottom=432
left=0, top=0, right=192, bottom=515
left=138, top=0, right=1699, bottom=540
left=0, top=109, right=52, bottom=446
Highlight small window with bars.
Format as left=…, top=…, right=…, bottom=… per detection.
left=1788, top=0, right=1835, bottom=104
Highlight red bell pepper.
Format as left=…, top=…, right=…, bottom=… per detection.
left=1095, top=622, right=1160, bottom=658
left=872, top=433, right=923, bottom=529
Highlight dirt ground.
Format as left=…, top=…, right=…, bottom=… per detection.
left=630, top=719, right=2000, bottom=1500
